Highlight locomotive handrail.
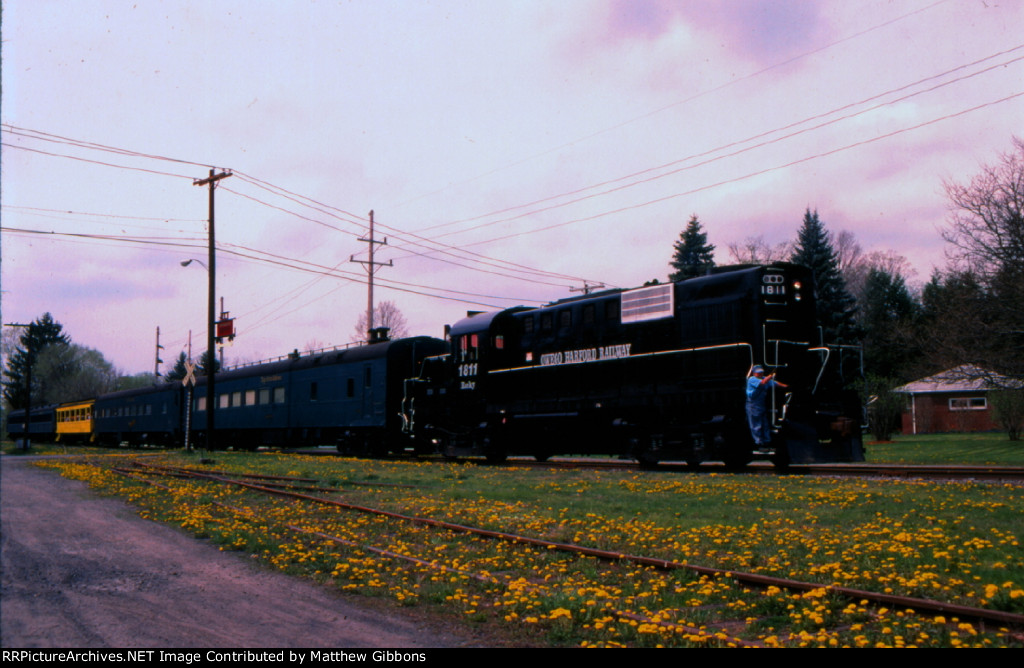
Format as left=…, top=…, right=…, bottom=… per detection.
left=809, top=346, right=830, bottom=395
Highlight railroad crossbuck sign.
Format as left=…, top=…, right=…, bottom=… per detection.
left=182, top=360, right=197, bottom=387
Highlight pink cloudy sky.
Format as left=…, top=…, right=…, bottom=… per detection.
left=2, top=0, right=1022, bottom=374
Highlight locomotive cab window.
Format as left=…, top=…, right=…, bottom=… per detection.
left=457, top=334, right=480, bottom=362
left=582, top=304, right=596, bottom=326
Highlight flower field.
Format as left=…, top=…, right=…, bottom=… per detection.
left=37, top=453, right=1024, bottom=647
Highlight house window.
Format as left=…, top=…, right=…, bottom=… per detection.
left=949, top=397, right=987, bottom=411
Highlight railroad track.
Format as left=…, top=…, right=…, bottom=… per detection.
left=294, top=447, right=1024, bottom=482
left=99, top=459, right=1024, bottom=647
left=457, top=456, right=1024, bottom=483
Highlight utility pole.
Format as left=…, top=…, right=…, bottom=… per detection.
left=349, top=210, right=392, bottom=341
left=154, top=326, right=164, bottom=377
left=570, top=281, right=606, bottom=296
left=193, top=168, right=232, bottom=453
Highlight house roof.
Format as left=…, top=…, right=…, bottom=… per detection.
left=895, top=365, right=1019, bottom=394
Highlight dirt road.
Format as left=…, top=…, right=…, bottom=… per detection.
left=0, top=456, right=488, bottom=648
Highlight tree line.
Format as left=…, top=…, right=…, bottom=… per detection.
left=669, top=138, right=1024, bottom=439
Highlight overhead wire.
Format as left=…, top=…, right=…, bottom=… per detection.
left=0, top=226, right=530, bottom=307
left=2, top=124, right=590, bottom=291
left=390, top=0, right=954, bottom=210
left=403, top=45, right=1024, bottom=245
left=449, top=91, right=1024, bottom=250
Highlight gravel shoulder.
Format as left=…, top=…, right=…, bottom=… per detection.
left=0, top=455, right=490, bottom=648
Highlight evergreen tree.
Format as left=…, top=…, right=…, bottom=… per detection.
left=860, top=267, right=920, bottom=380
left=166, top=350, right=220, bottom=381
left=669, top=215, right=716, bottom=281
left=3, top=313, right=71, bottom=409
left=790, top=209, right=859, bottom=343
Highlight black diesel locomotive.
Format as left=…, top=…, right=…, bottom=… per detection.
left=402, top=263, right=864, bottom=467
left=7, top=263, right=864, bottom=468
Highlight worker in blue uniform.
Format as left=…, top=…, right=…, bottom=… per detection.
left=746, top=366, right=787, bottom=448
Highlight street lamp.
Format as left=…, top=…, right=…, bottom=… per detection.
left=180, top=256, right=216, bottom=452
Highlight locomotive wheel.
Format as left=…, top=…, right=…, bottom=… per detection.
left=636, top=453, right=660, bottom=470
left=629, top=435, right=660, bottom=470
left=485, top=451, right=507, bottom=464
left=771, top=444, right=791, bottom=471
left=722, top=449, right=752, bottom=470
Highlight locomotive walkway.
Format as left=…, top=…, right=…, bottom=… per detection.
left=0, top=455, right=488, bottom=648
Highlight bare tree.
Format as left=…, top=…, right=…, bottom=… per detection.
left=845, top=247, right=918, bottom=308
left=304, top=339, right=327, bottom=354
left=929, top=138, right=1024, bottom=385
left=352, top=300, right=410, bottom=342
left=834, top=230, right=864, bottom=276
left=727, top=235, right=793, bottom=264
left=942, top=136, right=1024, bottom=279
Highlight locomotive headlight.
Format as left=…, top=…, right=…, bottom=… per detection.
left=792, top=281, right=802, bottom=290
left=792, top=280, right=802, bottom=301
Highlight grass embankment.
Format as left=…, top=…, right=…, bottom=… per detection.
left=866, top=433, right=1024, bottom=465
left=33, top=451, right=1024, bottom=648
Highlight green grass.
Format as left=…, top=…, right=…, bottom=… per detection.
left=866, top=432, right=1024, bottom=465
left=33, top=451, right=1024, bottom=647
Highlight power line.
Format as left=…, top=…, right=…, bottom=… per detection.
left=390, top=0, right=954, bottom=210
left=408, top=46, right=1024, bottom=244
left=0, top=226, right=535, bottom=306
left=451, top=91, right=1024, bottom=250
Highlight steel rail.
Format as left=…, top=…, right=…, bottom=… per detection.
left=132, top=462, right=1024, bottom=630
left=112, top=465, right=757, bottom=647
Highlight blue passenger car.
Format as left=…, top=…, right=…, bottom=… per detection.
left=94, top=384, right=182, bottom=446
left=189, top=336, right=446, bottom=451
left=7, top=404, right=58, bottom=443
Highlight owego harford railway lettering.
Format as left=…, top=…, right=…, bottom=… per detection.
left=9, top=263, right=864, bottom=469
left=538, top=343, right=632, bottom=367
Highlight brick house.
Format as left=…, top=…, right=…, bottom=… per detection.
left=894, top=366, right=1004, bottom=434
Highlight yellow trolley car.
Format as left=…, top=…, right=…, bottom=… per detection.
left=55, top=400, right=96, bottom=443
